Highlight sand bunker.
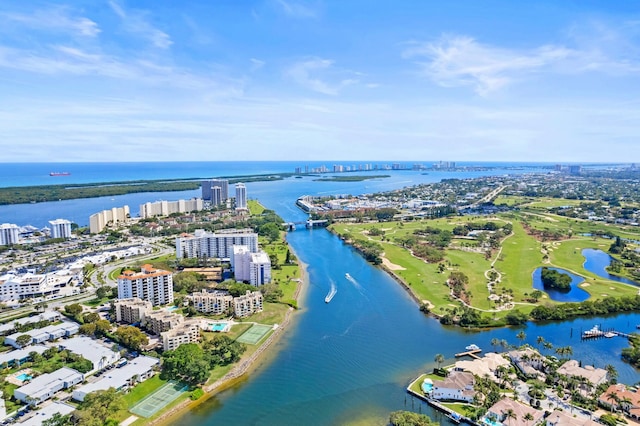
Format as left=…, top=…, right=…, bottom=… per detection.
left=381, top=257, right=406, bottom=271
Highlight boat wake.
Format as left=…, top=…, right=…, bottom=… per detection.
left=325, top=280, right=337, bottom=303
left=345, top=272, right=362, bottom=290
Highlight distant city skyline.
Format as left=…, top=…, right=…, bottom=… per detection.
left=1, top=1, right=639, bottom=162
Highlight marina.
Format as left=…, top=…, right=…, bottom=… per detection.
left=581, top=325, right=632, bottom=339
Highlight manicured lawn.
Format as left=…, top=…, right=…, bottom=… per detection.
left=124, top=374, right=167, bottom=407
left=236, top=302, right=289, bottom=326
left=445, top=249, right=492, bottom=309
left=248, top=199, right=265, bottom=215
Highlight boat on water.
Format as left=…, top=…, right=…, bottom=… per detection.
left=583, top=325, right=601, bottom=338
left=345, top=273, right=351, bottom=279
left=465, top=344, right=480, bottom=351
left=325, top=282, right=337, bottom=303
left=604, top=332, right=616, bottom=338
left=50, top=172, right=71, bottom=176
left=446, top=413, right=462, bottom=424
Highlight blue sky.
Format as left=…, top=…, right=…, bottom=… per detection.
left=1, top=0, right=639, bottom=162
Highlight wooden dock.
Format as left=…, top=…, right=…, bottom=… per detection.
left=454, top=349, right=482, bottom=359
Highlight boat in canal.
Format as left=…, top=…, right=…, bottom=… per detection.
left=325, top=281, right=337, bottom=303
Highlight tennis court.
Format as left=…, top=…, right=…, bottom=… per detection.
left=130, top=380, right=187, bottom=418
left=237, top=324, right=272, bottom=345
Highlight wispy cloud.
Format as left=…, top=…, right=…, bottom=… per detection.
left=286, top=58, right=358, bottom=95
left=273, top=0, right=318, bottom=19
left=403, top=35, right=572, bottom=95
left=250, top=58, right=266, bottom=71
left=0, top=6, right=100, bottom=37
left=108, top=0, right=173, bottom=49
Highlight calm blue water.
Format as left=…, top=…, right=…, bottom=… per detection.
left=0, top=165, right=538, bottom=228
left=582, top=248, right=640, bottom=286
left=532, top=267, right=590, bottom=302
left=1, top=162, right=638, bottom=425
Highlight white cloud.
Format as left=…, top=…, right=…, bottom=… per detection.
left=403, top=35, right=573, bottom=95
left=0, top=7, right=100, bottom=37
left=273, top=0, right=318, bottom=18
left=108, top=1, right=173, bottom=49
left=250, top=58, right=266, bottom=71
left=286, top=58, right=358, bottom=95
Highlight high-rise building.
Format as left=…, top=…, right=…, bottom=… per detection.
left=117, top=264, right=173, bottom=306
left=201, top=179, right=229, bottom=202
left=175, top=230, right=259, bottom=260
left=0, top=223, right=20, bottom=246
left=211, top=186, right=223, bottom=207
left=89, top=206, right=130, bottom=234
left=235, top=183, right=247, bottom=210
left=48, top=219, right=72, bottom=239
left=250, top=251, right=271, bottom=286
left=113, top=298, right=152, bottom=324
left=139, top=198, right=203, bottom=219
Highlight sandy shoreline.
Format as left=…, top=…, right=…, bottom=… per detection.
left=149, top=248, right=310, bottom=426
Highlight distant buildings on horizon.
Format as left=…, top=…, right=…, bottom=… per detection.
left=1, top=218, right=73, bottom=246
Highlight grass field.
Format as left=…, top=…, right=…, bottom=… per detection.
left=124, top=375, right=167, bottom=407
left=330, top=212, right=640, bottom=323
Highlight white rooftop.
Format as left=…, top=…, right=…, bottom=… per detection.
left=58, top=336, right=121, bottom=373
left=16, top=367, right=82, bottom=401
left=0, top=311, right=61, bottom=334
left=20, top=402, right=75, bottom=426
left=0, top=345, right=47, bottom=365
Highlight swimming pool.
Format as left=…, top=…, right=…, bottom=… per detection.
left=167, top=306, right=179, bottom=312
left=16, top=373, right=32, bottom=381
left=421, top=380, right=433, bottom=393
left=212, top=323, right=227, bottom=332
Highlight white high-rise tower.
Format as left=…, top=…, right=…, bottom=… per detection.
left=235, top=183, right=247, bottom=210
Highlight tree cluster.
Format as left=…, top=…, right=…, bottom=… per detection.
left=540, top=267, right=572, bottom=292
left=389, top=410, right=438, bottom=426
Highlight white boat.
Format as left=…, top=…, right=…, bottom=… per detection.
left=345, top=273, right=352, bottom=280
left=465, top=344, right=480, bottom=351
left=325, top=281, right=337, bottom=303
left=583, top=325, right=601, bottom=338
left=604, top=332, right=616, bottom=338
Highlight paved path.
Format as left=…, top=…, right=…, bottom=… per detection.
left=120, top=415, right=139, bottom=426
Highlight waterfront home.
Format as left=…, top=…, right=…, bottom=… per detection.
left=598, top=383, right=640, bottom=420
left=431, top=371, right=475, bottom=403
left=545, top=410, right=599, bottom=426
left=556, top=360, right=608, bottom=390
left=508, top=348, right=545, bottom=380
left=454, top=352, right=510, bottom=382
left=484, top=398, right=544, bottom=426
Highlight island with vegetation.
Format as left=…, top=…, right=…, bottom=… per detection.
left=539, top=267, right=572, bottom=291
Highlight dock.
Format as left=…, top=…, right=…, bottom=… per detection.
left=455, top=349, right=482, bottom=359
left=581, top=325, right=632, bottom=340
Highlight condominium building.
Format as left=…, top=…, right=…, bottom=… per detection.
left=0, top=223, right=20, bottom=246
left=201, top=179, right=229, bottom=204
left=117, top=264, right=174, bottom=306
left=250, top=251, right=271, bottom=286
left=232, top=245, right=252, bottom=282
left=48, top=219, right=72, bottom=239
left=175, top=229, right=259, bottom=260
left=235, top=183, right=247, bottom=210
left=211, top=186, right=223, bottom=207
left=113, top=298, right=153, bottom=324
left=139, top=198, right=204, bottom=219
left=161, top=321, right=200, bottom=351
left=14, top=367, right=84, bottom=406
left=142, top=311, right=184, bottom=335
left=187, top=290, right=234, bottom=315
left=0, top=272, right=71, bottom=302
left=233, top=290, right=264, bottom=318
left=89, top=206, right=130, bottom=234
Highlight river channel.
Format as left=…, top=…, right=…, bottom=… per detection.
left=1, top=166, right=639, bottom=424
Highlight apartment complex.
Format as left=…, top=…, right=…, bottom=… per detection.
left=143, top=310, right=184, bottom=335
left=161, top=321, right=200, bottom=351
left=0, top=223, right=19, bottom=246
left=235, top=182, right=247, bottom=210
left=201, top=179, right=229, bottom=205
left=14, top=367, right=84, bottom=406
left=233, top=290, right=264, bottom=318
left=89, top=206, right=130, bottom=234
left=175, top=229, right=259, bottom=259
left=114, top=298, right=153, bottom=324
left=117, top=264, right=174, bottom=306
left=139, top=198, right=204, bottom=219
left=48, top=219, right=72, bottom=239
left=0, top=272, right=72, bottom=302
left=232, top=246, right=271, bottom=286
left=187, top=290, right=263, bottom=318
left=187, top=290, right=234, bottom=315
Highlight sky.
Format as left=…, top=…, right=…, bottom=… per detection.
left=1, top=0, right=639, bottom=163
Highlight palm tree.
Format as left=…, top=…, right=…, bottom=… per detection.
left=524, top=412, right=534, bottom=423
left=504, top=408, right=517, bottom=426
left=606, top=392, right=620, bottom=413
left=605, top=364, right=618, bottom=383
left=516, top=331, right=527, bottom=345
left=536, top=336, right=545, bottom=350
left=434, top=353, right=445, bottom=369
left=543, top=341, right=553, bottom=353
